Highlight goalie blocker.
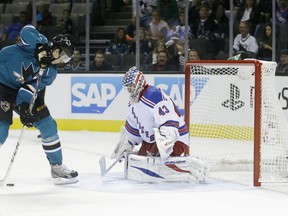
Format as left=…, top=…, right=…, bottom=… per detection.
left=125, top=154, right=210, bottom=183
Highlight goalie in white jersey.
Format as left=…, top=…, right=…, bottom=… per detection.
left=116, top=66, right=189, bottom=159
left=111, top=67, right=209, bottom=183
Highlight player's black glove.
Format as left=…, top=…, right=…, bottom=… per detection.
left=35, top=43, right=53, bottom=69
left=14, top=103, right=35, bottom=128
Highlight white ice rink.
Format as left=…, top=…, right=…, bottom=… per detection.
left=1, top=129, right=288, bottom=216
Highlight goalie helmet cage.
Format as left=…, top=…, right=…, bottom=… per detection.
left=184, top=59, right=288, bottom=187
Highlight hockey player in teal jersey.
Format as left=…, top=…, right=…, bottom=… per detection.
left=0, top=25, right=78, bottom=185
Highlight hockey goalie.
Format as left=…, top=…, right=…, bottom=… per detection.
left=109, top=67, right=209, bottom=183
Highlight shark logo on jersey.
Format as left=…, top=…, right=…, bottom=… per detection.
left=71, top=76, right=122, bottom=113
left=154, top=77, right=209, bottom=115
left=13, top=63, right=37, bottom=84
left=1, top=101, right=10, bottom=112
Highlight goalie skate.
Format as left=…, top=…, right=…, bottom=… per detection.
left=51, top=164, right=78, bottom=185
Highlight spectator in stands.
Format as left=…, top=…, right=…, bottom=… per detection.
left=126, top=0, right=158, bottom=27
left=233, top=21, right=258, bottom=58
left=57, top=9, right=73, bottom=36
left=188, top=49, right=200, bottom=60
left=234, top=0, right=260, bottom=36
left=157, top=0, right=179, bottom=26
left=146, top=50, right=177, bottom=71
left=276, top=0, right=288, bottom=24
left=257, top=23, right=272, bottom=61
left=106, top=27, right=129, bottom=56
left=169, top=41, right=185, bottom=71
left=188, top=0, right=201, bottom=28
left=233, top=0, right=245, bottom=11
left=90, top=50, right=114, bottom=71
left=169, top=10, right=191, bottom=44
left=143, top=39, right=168, bottom=67
left=1, top=11, right=29, bottom=46
left=128, top=27, right=153, bottom=58
left=206, top=0, right=228, bottom=25
left=177, top=0, right=185, bottom=10
left=36, top=1, right=53, bottom=30
left=191, top=3, right=224, bottom=54
left=126, top=15, right=136, bottom=41
left=276, top=49, right=288, bottom=76
left=64, top=49, right=86, bottom=72
left=146, top=9, right=170, bottom=41
left=257, top=0, right=273, bottom=24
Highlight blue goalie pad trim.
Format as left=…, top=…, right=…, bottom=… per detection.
left=131, top=166, right=164, bottom=179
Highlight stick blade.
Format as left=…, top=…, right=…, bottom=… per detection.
left=99, top=156, right=107, bottom=176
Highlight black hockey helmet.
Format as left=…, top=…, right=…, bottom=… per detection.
left=50, top=34, right=74, bottom=57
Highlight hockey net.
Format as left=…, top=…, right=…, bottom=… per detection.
left=184, top=60, right=288, bottom=186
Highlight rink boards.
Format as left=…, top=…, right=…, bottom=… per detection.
left=10, top=73, right=288, bottom=132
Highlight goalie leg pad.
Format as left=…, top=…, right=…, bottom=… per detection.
left=127, top=155, right=209, bottom=183
left=188, top=157, right=210, bottom=183
left=111, top=126, right=134, bottom=159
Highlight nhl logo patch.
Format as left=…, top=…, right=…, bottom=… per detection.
left=1, top=101, right=10, bottom=112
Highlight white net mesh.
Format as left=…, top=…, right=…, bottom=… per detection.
left=259, top=61, right=288, bottom=182
left=186, top=60, right=288, bottom=183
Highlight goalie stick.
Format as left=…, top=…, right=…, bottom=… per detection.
left=0, top=68, right=45, bottom=184
left=99, top=152, right=126, bottom=177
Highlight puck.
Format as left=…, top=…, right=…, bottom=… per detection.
left=6, top=183, right=14, bottom=187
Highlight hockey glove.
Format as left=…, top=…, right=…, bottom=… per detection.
left=35, top=43, right=53, bottom=69
left=153, top=126, right=179, bottom=160
left=14, top=103, right=35, bottom=127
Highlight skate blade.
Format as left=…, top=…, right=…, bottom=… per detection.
left=53, top=177, right=79, bottom=185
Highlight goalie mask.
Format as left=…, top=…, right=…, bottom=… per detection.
left=49, top=34, right=74, bottom=63
left=122, top=67, right=147, bottom=101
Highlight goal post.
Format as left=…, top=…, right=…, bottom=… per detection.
left=184, top=59, right=288, bottom=186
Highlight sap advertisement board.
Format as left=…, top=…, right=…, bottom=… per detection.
left=45, top=74, right=186, bottom=120
left=45, top=74, right=288, bottom=123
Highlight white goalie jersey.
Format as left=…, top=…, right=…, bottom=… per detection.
left=124, top=85, right=189, bottom=146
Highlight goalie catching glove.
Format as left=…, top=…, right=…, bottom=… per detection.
left=153, top=126, right=179, bottom=160
left=111, top=126, right=135, bottom=159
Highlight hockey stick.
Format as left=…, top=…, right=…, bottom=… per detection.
left=99, top=152, right=126, bottom=177
left=0, top=69, right=45, bottom=184
left=0, top=126, right=25, bottom=183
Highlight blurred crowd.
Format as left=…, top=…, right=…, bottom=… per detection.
left=0, top=0, right=288, bottom=75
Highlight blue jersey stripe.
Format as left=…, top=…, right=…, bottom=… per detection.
left=125, top=121, right=140, bottom=137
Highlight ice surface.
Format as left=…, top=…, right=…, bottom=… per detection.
left=1, top=130, right=288, bottom=216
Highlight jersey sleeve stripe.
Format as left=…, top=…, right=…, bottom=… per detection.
left=161, top=120, right=179, bottom=128
left=179, top=124, right=189, bottom=136
left=125, top=121, right=141, bottom=137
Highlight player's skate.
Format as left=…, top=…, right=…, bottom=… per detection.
left=51, top=164, right=78, bottom=185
